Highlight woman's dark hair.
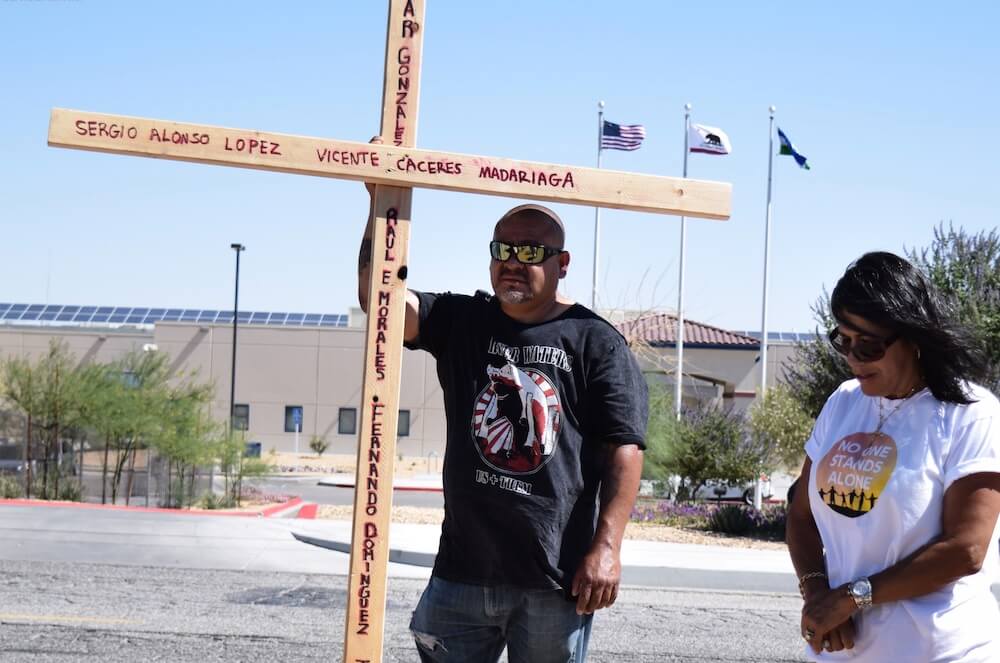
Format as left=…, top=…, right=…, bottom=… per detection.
left=830, top=251, right=985, bottom=404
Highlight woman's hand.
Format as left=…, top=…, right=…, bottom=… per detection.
left=801, top=584, right=857, bottom=654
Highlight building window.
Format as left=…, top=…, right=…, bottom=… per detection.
left=232, top=404, right=250, bottom=432
left=398, top=409, right=410, bottom=437
left=338, top=407, right=357, bottom=435
left=285, top=405, right=304, bottom=433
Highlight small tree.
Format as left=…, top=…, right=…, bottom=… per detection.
left=747, top=384, right=815, bottom=472
left=308, top=435, right=329, bottom=457
left=783, top=293, right=853, bottom=419
left=667, top=403, right=763, bottom=500
left=0, top=354, right=41, bottom=497
left=909, top=223, right=1000, bottom=393
left=641, top=380, right=679, bottom=484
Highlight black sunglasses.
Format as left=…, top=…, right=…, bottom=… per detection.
left=489, top=240, right=564, bottom=265
left=828, top=327, right=901, bottom=363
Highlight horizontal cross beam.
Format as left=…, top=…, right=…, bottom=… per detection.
left=49, top=108, right=731, bottom=220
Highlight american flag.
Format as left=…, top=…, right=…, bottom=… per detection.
left=601, top=120, right=646, bottom=151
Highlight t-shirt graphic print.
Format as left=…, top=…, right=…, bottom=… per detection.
left=815, top=432, right=897, bottom=518
left=472, top=361, right=562, bottom=474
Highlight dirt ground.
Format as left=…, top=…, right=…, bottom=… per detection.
left=315, top=504, right=787, bottom=550
left=270, top=452, right=441, bottom=476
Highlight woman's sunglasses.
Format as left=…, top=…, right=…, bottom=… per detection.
left=489, top=240, right=564, bottom=265
left=828, top=327, right=901, bottom=363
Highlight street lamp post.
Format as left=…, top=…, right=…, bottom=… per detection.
left=229, top=243, right=245, bottom=436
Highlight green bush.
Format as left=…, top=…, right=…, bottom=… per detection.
left=57, top=480, right=82, bottom=502
left=197, top=491, right=236, bottom=510
left=707, top=504, right=786, bottom=539
left=308, top=435, right=329, bottom=457
left=0, top=475, right=23, bottom=499
left=28, top=475, right=81, bottom=501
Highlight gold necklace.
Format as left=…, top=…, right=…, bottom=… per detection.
left=874, top=385, right=922, bottom=436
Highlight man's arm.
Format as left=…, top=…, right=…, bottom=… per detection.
left=571, top=442, right=643, bottom=615
left=358, top=185, right=420, bottom=344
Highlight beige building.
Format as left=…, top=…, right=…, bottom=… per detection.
left=0, top=302, right=807, bottom=455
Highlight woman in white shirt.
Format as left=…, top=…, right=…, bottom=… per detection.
left=786, top=251, right=1000, bottom=662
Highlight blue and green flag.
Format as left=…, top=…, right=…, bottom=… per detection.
left=777, top=127, right=810, bottom=170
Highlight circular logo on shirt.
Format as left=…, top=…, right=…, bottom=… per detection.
left=471, top=362, right=562, bottom=474
left=815, top=432, right=898, bottom=518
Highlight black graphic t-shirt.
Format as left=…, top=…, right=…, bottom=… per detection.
left=407, top=290, right=648, bottom=592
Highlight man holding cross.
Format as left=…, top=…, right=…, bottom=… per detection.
left=359, top=189, right=648, bottom=662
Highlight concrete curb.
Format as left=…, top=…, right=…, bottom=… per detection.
left=0, top=496, right=306, bottom=519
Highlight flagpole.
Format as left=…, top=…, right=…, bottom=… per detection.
left=754, top=105, right=776, bottom=511
left=591, top=100, right=604, bottom=311
left=675, top=103, right=691, bottom=419
left=760, top=106, right=775, bottom=399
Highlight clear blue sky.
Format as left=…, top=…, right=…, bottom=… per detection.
left=2, top=1, right=997, bottom=332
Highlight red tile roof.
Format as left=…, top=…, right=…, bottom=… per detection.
left=615, top=313, right=760, bottom=348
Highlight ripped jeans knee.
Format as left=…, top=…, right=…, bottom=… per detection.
left=411, top=628, right=448, bottom=656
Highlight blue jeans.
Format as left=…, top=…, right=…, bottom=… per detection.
left=409, top=576, right=593, bottom=663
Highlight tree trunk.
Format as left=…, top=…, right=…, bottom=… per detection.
left=166, top=459, right=172, bottom=508
left=41, top=434, right=49, bottom=500
left=125, top=446, right=136, bottom=506
left=78, top=436, right=84, bottom=496
left=111, top=440, right=133, bottom=505
left=24, top=414, right=32, bottom=499
left=101, top=439, right=110, bottom=504
left=52, top=422, right=61, bottom=501
left=188, top=465, right=195, bottom=507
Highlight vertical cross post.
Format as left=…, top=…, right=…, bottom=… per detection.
left=344, top=1, right=424, bottom=661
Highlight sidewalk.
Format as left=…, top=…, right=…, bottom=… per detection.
left=316, top=472, right=442, bottom=492
left=289, top=517, right=799, bottom=593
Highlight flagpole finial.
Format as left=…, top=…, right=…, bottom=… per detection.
left=769, top=105, right=777, bottom=115
left=598, top=100, right=605, bottom=110
left=684, top=103, right=692, bottom=112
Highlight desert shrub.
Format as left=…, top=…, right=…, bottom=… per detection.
left=0, top=475, right=23, bottom=499
left=707, top=504, right=786, bottom=539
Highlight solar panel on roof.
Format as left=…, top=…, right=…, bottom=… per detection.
left=0, top=302, right=351, bottom=330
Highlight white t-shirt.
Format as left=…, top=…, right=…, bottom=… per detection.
left=804, top=379, right=1000, bottom=662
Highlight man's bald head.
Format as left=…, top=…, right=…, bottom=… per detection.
left=494, top=204, right=565, bottom=248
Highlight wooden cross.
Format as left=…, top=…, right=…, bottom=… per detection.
left=47, top=2, right=731, bottom=661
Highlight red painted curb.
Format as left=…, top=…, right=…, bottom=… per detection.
left=260, top=496, right=303, bottom=517
left=0, top=496, right=303, bottom=518
left=296, top=503, right=318, bottom=519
